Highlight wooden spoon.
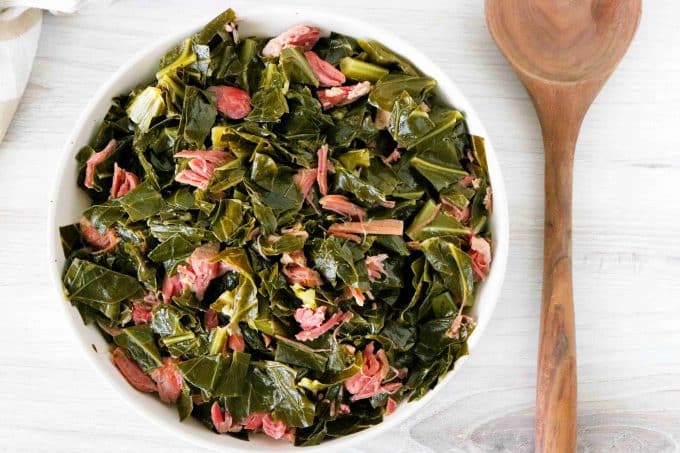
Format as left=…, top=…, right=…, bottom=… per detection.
left=484, top=1, right=641, bottom=451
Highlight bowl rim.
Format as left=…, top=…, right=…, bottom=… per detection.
left=47, top=6, right=509, bottom=452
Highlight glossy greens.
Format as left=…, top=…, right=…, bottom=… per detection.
left=60, top=8, right=493, bottom=446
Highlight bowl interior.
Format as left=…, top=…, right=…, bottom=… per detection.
left=48, top=7, right=509, bottom=452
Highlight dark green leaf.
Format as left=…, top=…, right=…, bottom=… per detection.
left=63, top=258, right=144, bottom=320
left=334, top=168, right=390, bottom=207
left=357, top=39, right=419, bottom=75
left=83, top=202, right=126, bottom=228
left=275, top=336, right=328, bottom=372
left=280, top=47, right=319, bottom=86
left=193, top=8, right=236, bottom=45
left=181, top=86, right=217, bottom=147
left=340, top=57, right=389, bottom=82
left=210, top=199, right=244, bottom=242
left=148, top=234, right=195, bottom=263
left=114, top=325, right=163, bottom=372
left=420, top=237, right=474, bottom=306
left=316, top=32, right=359, bottom=66
left=406, top=199, right=469, bottom=241
left=255, top=361, right=316, bottom=427
left=119, top=180, right=165, bottom=222
left=59, top=224, right=82, bottom=257
left=368, top=74, right=436, bottom=111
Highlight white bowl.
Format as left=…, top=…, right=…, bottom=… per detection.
left=47, top=6, right=509, bottom=452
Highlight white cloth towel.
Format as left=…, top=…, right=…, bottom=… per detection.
left=0, top=7, right=42, bottom=143
left=0, top=0, right=115, bottom=143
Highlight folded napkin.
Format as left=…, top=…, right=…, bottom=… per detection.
left=0, top=7, right=42, bottom=143
left=0, top=0, right=115, bottom=143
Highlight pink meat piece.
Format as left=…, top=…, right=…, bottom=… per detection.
left=208, top=85, right=252, bottom=120
left=294, top=306, right=327, bottom=331
left=149, top=358, right=183, bottom=404
left=344, top=342, right=402, bottom=402
left=161, top=274, right=183, bottom=304
left=343, top=344, right=356, bottom=355
left=241, top=412, right=265, bottom=430
left=283, top=266, right=323, bottom=288
left=84, top=138, right=116, bottom=189
left=211, top=402, right=242, bottom=433
left=380, top=382, right=403, bottom=394
left=191, top=395, right=206, bottom=406
left=131, top=291, right=159, bottom=325
left=174, top=150, right=234, bottom=190
left=349, top=287, right=366, bottom=306
left=304, top=51, right=345, bottom=87
left=204, top=309, right=219, bottom=330
left=294, top=168, right=318, bottom=204
left=385, top=397, right=398, bottom=415
left=281, top=250, right=322, bottom=287
left=111, top=347, right=157, bottom=393
left=316, top=144, right=330, bottom=196
left=79, top=217, right=118, bottom=254
left=382, top=148, right=401, bottom=165
left=440, top=197, right=470, bottom=223
left=317, top=81, right=372, bottom=110
left=365, top=254, right=389, bottom=282
left=469, top=236, right=491, bottom=281
left=262, top=25, right=320, bottom=58
left=131, top=304, right=153, bottom=325
left=177, top=243, right=232, bottom=301
left=109, top=163, right=139, bottom=199
left=262, top=414, right=288, bottom=440
left=327, top=219, right=403, bottom=237
left=319, top=194, right=367, bottom=220
left=295, top=311, right=348, bottom=342
left=228, top=332, right=246, bottom=352
left=144, top=291, right=159, bottom=306
left=280, top=249, right=305, bottom=266
left=457, top=175, right=481, bottom=189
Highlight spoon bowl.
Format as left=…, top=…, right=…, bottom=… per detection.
left=485, top=1, right=641, bottom=452
left=486, top=0, right=641, bottom=83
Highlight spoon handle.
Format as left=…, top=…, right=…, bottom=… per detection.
left=535, top=96, right=579, bottom=452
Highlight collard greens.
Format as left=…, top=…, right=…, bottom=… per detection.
left=60, top=8, right=493, bottom=446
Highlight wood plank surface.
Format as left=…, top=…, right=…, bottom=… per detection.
left=0, top=1, right=678, bottom=451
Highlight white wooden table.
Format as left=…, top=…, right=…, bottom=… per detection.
left=1, top=1, right=679, bottom=451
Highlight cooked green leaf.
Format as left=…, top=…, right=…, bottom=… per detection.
left=114, top=325, right=163, bottom=372
left=119, top=180, right=165, bottom=222
left=357, top=39, right=419, bottom=75
left=63, top=258, right=144, bottom=320
left=180, top=86, right=216, bottom=147
left=127, top=87, right=166, bottom=133
left=421, top=237, right=474, bottom=306
left=369, top=74, right=436, bottom=111
left=280, top=47, right=319, bottom=86
left=275, top=336, right=328, bottom=372
left=60, top=9, right=493, bottom=443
